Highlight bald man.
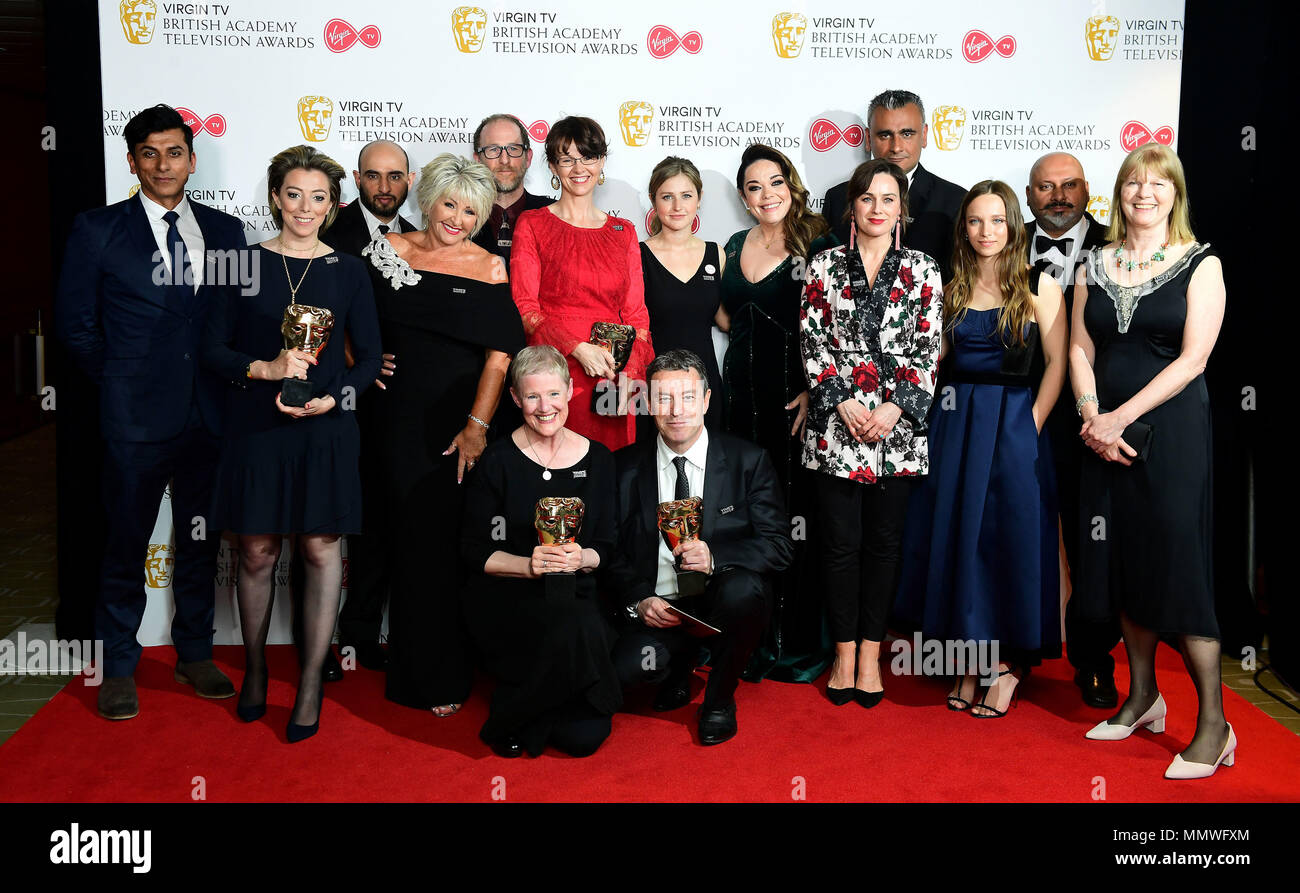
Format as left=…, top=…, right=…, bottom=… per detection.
left=1024, top=152, right=1117, bottom=709
left=323, top=140, right=418, bottom=255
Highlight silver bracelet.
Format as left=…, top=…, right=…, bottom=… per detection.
left=467, top=413, right=490, bottom=429
left=1075, top=393, right=1098, bottom=415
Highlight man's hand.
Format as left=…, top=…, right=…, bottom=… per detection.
left=636, top=596, right=682, bottom=629
left=673, top=539, right=713, bottom=575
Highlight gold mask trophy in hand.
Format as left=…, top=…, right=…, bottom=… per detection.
left=280, top=304, right=335, bottom=407
left=534, top=497, right=585, bottom=575
left=658, top=496, right=706, bottom=596
left=589, top=322, right=635, bottom=416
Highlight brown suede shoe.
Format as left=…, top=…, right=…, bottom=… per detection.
left=98, top=676, right=139, bottom=720
left=174, top=659, right=236, bottom=699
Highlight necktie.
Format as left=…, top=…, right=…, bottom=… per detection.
left=1035, top=234, right=1073, bottom=255
left=673, top=456, right=690, bottom=500
left=377, top=224, right=389, bottom=235
left=162, top=210, right=194, bottom=303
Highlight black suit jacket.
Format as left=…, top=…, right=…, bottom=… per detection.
left=603, top=432, right=794, bottom=613
left=322, top=200, right=416, bottom=258
left=822, top=163, right=966, bottom=280
left=55, top=195, right=246, bottom=441
left=471, top=190, right=555, bottom=262
left=1026, top=212, right=1108, bottom=317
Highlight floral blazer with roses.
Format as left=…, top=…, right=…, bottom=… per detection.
left=799, top=245, right=943, bottom=482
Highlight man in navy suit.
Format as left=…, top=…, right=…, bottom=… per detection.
left=56, top=104, right=246, bottom=720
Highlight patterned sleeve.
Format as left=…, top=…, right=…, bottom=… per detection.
left=800, top=249, right=852, bottom=429
left=888, top=253, right=944, bottom=426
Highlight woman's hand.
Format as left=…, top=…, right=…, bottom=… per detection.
left=264, top=348, right=315, bottom=381
left=444, top=422, right=488, bottom=484
left=530, top=543, right=580, bottom=577
left=787, top=390, right=809, bottom=438
left=836, top=398, right=869, bottom=443
left=1098, top=438, right=1136, bottom=466
left=571, top=342, right=617, bottom=380
left=275, top=393, right=335, bottom=419
left=1080, top=409, right=1128, bottom=450
left=863, top=401, right=901, bottom=442
left=374, top=353, right=396, bottom=390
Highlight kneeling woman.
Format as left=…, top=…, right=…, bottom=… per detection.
left=460, top=345, right=622, bottom=757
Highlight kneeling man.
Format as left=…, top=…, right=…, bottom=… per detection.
left=606, top=350, right=792, bottom=745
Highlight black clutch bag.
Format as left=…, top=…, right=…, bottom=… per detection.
left=1121, top=419, right=1154, bottom=463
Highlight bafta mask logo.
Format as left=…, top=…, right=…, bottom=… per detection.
left=932, top=105, right=967, bottom=151
left=452, top=6, right=488, bottom=53
left=1086, top=195, right=1111, bottom=225
left=535, top=497, right=585, bottom=545
left=618, top=101, right=655, bottom=147
left=145, top=543, right=173, bottom=589
left=120, top=0, right=157, bottom=45
left=771, top=12, right=807, bottom=58
left=281, top=304, right=336, bottom=358
left=297, top=96, right=334, bottom=142
left=657, top=497, right=702, bottom=551
left=1085, top=15, right=1120, bottom=61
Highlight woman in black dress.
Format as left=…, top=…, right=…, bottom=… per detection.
left=201, top=145, right=381, bottom=741
left=364, top=153, right=525, bottom=718
left=460, top=345, right=621, bottom=758
left=1071, top=144, right=1230, bottom=778
left=718, top=144, right=834, bottom=683
left=640, top=156, right=724, bottom=430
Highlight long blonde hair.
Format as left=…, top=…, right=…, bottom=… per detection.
left=1106, top=142, right=1196, bottom=244
left=735, top=144, right=828, bottom=259
left=945, top=180, right=1034, bottom=347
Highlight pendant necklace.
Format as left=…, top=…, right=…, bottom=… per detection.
left=279, top=236, right=320, bottom=300
left=525, top=427, right=565, bottom=480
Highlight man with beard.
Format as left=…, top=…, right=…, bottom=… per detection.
left=1024, top=151, right=1117, bottom=710
left=307, top=140, right=417, bottom=676
left=471, top=114, right=554, bottom=269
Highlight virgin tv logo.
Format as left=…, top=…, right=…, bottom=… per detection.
left=1120, top=121, right=1174, bottom=152
left=176, top=107, right=226, bottom=137
left=325, top=18, right=381, bottom=53
left=809, top=118, right=863, bottom=152
left=517, top=117, right=549, bottom=142
left=963, top=29, right=1015, bottom=62
left=647, top=26, right=702, bottom=59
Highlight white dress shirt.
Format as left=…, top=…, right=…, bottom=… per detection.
left=359, top=201, right=401, bottom=242
left=654, top=428, right=709, bottom=598
left=139, top=191, right=204, bottom=290
left=1029, top=215, right=1088, bottom=288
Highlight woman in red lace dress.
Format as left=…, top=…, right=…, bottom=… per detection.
left=510, top=116, right=653, bottom=450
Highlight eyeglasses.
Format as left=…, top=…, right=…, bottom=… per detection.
left=476, top=143, right=526, bottom=159
left=556, top=155, right=600, bottom=168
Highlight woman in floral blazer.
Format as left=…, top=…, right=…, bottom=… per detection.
left=799, top=159, right=943, bottom=708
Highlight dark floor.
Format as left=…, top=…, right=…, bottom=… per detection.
left=0, top=422, right=1296, bottom=748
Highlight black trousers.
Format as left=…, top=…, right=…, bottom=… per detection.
left=97, top=418, right=221, bottom=678
left=815, top=472, right=914, bottom=643
left=612, top=567, right=770, bottom=708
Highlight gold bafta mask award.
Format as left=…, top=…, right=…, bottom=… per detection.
left=1084, top=15, right=1120, bottom=62
left=589, top=322, right=635, bottom=374
left=535, top=497, right=585, bottom=575
left=658, top=496, right=706, bottom=595
left=618, top=101, right=655, bottom=147
left=280, top=303, right=335, bottom=406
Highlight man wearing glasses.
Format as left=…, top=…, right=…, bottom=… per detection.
left=471, top=114, right=554, bottom=269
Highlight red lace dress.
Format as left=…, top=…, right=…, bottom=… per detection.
left=510, top=208, right=653, bottom=450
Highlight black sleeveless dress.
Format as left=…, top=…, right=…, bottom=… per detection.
left=1075, top=243, right=1218, bottom=638
left=640, top=241, right=723, bottom=430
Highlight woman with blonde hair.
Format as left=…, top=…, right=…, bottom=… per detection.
left=895, top=179, right=1068, bottom=717
left=364, top=152, right=525, bottom=719
left=1072, top=144, right=1230, bottom=779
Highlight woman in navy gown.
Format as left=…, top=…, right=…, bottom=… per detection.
left=895, top=180, right=1068, bottom=717
left=202, top=145, right=381, bottom=741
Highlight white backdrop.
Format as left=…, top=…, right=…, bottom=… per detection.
left=99, top=0, right=1187, bottom=645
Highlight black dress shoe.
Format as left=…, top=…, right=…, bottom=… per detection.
left=343, top=640, right=389, bottom=671
left=1075, top=669, right=1119, bottom=709
left=652, top=678, right=692, bottom=712
left=321, top=649, right=344, bottom=683
left=698, top=702, right=737, bottom=746
left=490, top=736, right=523, bottom=758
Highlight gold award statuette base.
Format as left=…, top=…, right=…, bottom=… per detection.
left=658, top=497, right=706, bottom=597
left=280, top=303, right=335, bottom=407
left=535, top=497, right=585, bottom=576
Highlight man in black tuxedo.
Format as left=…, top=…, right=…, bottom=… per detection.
left=1024, top=151, right=1118, bottom=709
left=822, top=89, right=965, bottom=279
left=606, top=350, right=793, bottom=745
left=55, top=104, right=245, bottom=719
left=308, top=139, right=417, bottom=675
left=470, top=114, right=554, bottom=269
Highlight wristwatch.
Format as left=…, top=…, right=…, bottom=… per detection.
left=626, top=601, right=641, bottom=622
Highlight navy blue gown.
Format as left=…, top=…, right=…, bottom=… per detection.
left=895, top=272, right=1061, bottom=665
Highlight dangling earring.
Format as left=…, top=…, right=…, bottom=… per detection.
left=894, top=218, right=902, bottom=251
left=550, top=174, right=560, bottom=190
left=597, top=170, right=606, bottom=186
left=848, top=223, right=855, bottom=250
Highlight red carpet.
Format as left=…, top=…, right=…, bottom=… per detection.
left=1, top=643, right=1296, bottom=802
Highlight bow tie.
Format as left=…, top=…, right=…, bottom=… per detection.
left=1036, top=235, right=1073, bottom=255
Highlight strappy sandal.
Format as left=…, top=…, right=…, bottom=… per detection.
left=971, top=667, right=1022, bottom=718
left=947, top=675, right=977, bottom=711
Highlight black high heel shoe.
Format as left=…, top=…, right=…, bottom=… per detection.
left=853, top=688, right=884, bottom=709
left=826, top=685, right=855, bottom=706
left=971, top=667, right=1022, bottom=718
left=236, top=672, right=267, bottom=723
left=286, top=697, right=321, bottom=743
